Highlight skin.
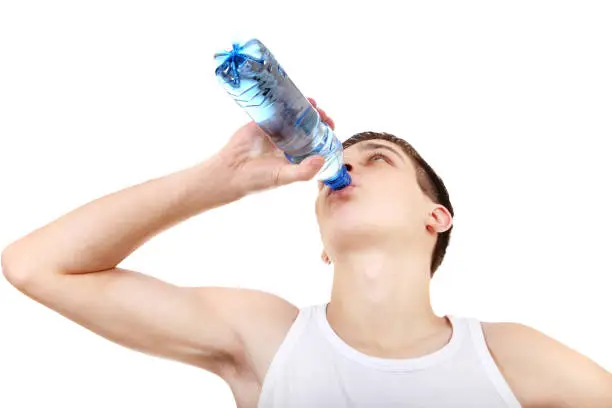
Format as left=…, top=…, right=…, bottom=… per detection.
left=3, top=98, right=611, bottom=408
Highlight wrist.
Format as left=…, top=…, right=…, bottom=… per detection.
left=190, top=154, right=246, bottom=205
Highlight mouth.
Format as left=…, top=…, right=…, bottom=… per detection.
left=327, top=184, right=357, bottom=198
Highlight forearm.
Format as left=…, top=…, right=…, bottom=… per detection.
left=4, top=154, right=241, bottom=275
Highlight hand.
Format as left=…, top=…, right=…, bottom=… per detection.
left=217, top=98, right=336, bottom=196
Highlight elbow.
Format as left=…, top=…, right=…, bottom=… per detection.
left=2, top=244, right=37, bottom=290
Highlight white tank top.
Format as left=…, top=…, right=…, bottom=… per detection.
left=258, top=303, right=522, bottom=408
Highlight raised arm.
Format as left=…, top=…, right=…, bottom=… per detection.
left=2, top=114, right=328, bottom=379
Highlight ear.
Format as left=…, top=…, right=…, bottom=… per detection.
left=426, top=205, right=453, bottom=234
left=321, top=250, right=332, bottom=265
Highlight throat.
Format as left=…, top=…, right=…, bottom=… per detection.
left=326, top=248, right=447, bottom=358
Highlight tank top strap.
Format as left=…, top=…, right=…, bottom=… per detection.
left=258, top=303, right=319, bottom=407
left=465, top=318, right=522, bottom=408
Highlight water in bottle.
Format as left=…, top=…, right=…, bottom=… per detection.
left=213, top=38, right=352, bottom=190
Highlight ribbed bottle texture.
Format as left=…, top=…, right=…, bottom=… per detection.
left=214, top=38, right=351, bottom=190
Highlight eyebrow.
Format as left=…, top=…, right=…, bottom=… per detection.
left=357, top=142, right=406, bottom=163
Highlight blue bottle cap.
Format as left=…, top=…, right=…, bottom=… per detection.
left=324, top=165, right=352, bottom=191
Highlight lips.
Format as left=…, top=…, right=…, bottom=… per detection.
left=327, top=184, right=357, bottom=197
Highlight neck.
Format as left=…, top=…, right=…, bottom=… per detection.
left=327, top=246, right=450, bottom=358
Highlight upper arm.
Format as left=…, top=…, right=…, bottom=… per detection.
left=6, top=265, right=296, bottom=378
left=483, top=322, right=612, bottom=408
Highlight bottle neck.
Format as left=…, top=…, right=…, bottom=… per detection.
left=324, top=164, right=352, bottom=190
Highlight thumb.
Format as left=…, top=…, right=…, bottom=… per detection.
left=277, top=155, right=326, bottom=186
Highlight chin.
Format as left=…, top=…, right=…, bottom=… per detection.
left=322, top=215, right=391, bottom=243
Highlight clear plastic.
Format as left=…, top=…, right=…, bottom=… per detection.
left=214, top=38, right=351, bottom=190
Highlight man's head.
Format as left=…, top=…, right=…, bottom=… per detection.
left=315, top=132, right=454, bottom=276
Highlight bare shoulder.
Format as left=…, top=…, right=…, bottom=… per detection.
left=207, top=287, right=298, bottom=379
left=481, top=321, right=612, bottom=408
left=204, top=287, right=298, bottom=406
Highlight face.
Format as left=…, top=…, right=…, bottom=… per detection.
left=315, top=139, right=439, bottom=257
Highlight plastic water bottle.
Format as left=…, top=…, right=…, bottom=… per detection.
left=213, top=38, right=352, bottom=190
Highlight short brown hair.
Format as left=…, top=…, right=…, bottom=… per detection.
left=342, top=132, right=454, bottom=276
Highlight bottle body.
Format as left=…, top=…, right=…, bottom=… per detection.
left=214, top=38, right=351, bottom=190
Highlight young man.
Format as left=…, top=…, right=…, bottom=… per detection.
left=3, top=99, right=611, bottom=407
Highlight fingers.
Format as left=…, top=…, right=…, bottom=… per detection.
left=277, top=155, right=326, bottom=186
left=307, top=97, right=335, bottom=130
left=322, top=112, right=335, bottom=130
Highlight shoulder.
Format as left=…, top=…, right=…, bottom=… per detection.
left=193, top=288, right=299, bottom=406
left=480, top=321, right=612, bottom=408
left=207, top=288, right=299, bottom=378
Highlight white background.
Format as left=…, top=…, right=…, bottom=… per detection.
left=1, top=1, right=611, bottom=407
